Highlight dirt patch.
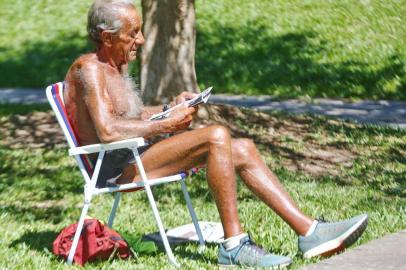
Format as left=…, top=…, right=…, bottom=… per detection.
left=192, top=105, right=356, bottom=176
left=0, top=104, right=356, bottom=176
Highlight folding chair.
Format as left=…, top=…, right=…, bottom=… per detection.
left=46, top=82, right=205, bottom=267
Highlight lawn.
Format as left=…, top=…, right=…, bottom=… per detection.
left=0, top=0, right=405, bottom=99
left=0, top=104, right=405, bottom=269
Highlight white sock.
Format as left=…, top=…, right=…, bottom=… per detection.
left=223, top=233, right=248, bottom=251
left=304, top=220, right=319, bottom=237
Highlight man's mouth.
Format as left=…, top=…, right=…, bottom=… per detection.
left=128, top=47, right=138, bottom=59
left=129, top=50, right=137, bottom=57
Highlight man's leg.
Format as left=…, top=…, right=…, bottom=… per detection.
left=119, top=125, right=292, bottom=267
left=119, top=126, right=367, bottom=261
left=230, top=138, right=368, bottom=258
left=119, top=125, right=243, bottom=238
left=230, top=138, right=313, bottom=236
left=120, top=127, right=313, bottom=237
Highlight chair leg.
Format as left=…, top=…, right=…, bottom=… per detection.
left=67, top=202, right=90, bottom=265
left=108, top=193, right=121, bottom=228
left=145, top=186, right=180, bottom=267
left=180, top=179, right=205, bottom=252
left=132, top=148, right=180, bottom=268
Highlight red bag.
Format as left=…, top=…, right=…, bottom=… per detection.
left=53, top=218, right=132, bottom=266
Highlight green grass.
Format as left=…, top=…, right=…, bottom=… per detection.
left=0, top=0, right=405, bottom=99
left=0, top=104, right=49, bottom=117
left=0, top=105, right=405, bottom=269
left=196, top=0, right=406, bottom=99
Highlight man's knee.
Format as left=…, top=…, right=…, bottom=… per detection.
left=207, top=125, right=231, bottom=145
left=232, top=138, right=257, bottom=160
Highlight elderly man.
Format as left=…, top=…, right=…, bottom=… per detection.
left=64, top=0, right=368, bottom=268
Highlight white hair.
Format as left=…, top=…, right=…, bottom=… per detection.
left=87, top=0, right=135, bottom=45
left=122, top=71, right=144, bottom=118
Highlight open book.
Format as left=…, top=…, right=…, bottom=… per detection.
left=149, top=87, right=213, bottom=121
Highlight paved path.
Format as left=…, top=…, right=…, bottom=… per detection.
left=300, top=230, right=406, bottom=270
left=1, top=89, right=405, bottom=129
left=0, top=88, right=49, bottom=104
left=211, top=95, right=406, bottom=129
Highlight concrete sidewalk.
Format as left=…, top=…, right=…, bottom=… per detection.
left=1, top=89, right=405, bottom=129
left=300, top=230, right=406, bottom=270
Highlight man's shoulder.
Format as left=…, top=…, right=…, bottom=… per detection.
left=70, top=53, right=104, bottom=74
left=65, top=53, right=106, bottom=93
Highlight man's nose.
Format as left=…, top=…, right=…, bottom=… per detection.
left=136, top=32, right=145, bottom=45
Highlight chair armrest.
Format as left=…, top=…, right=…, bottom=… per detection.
left=68, top=137, right=146, bottom=156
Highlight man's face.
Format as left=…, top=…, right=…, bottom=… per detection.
left=109, top=7, right=144, bottom=65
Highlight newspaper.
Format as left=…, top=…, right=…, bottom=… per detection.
left=144, top=221, right=224, bottom=245
left=149, top=87, right=213, bottom=121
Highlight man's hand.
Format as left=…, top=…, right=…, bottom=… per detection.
left=172, top=91, right=199, bottom=106
left=162, top=105, right=196, bottom=133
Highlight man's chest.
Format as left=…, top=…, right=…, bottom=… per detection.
left=105, top=75, right=132, bottom=116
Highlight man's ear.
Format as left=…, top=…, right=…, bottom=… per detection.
left=101, top=31, right=113, bottom=47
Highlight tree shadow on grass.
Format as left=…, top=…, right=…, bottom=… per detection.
left=0, top=203, right=73, bottom=224
left=308, top=121, right=406, bottom=197
left=10, top=230, right=59, bottom=252
left=0, top=162, right=83, bottom=201
left=0, top=32, right=93, bottom=88
left=380, top=144, right=406, bottom=198
left=196, top=22, right=405, bottom=99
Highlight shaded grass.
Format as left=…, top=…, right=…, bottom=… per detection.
left=0, top=0, right=405, bottom=99
left=0, top=105, right=405, bottom=269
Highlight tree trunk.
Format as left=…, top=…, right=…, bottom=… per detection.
left=141, top=0, right=199, bottom=105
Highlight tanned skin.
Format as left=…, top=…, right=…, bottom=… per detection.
left=65, top=5, right=314, bottom=238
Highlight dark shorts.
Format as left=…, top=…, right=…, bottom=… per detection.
left=95, top=144, right=151, bottom=188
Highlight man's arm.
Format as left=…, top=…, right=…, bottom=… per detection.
left=78, top=64, right=195, bottom=143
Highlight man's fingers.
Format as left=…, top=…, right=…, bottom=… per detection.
left=175, top=91, right=199, bottom=105
left=187, top=106, right=196, bottom=114
left=174, top=92, right=186, bottom=104
left=166, top=106, right=196, bottom=132
left=185, top=115, right=193, bottom=122
left=182, top=91, right=199, bottom=100
left=175, top=119, right=192, bottom=130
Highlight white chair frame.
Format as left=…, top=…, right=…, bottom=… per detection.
left=46, top=83, right=205, bottom=267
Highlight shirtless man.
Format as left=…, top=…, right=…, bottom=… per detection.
left=64, top=0, right=368, bottom=268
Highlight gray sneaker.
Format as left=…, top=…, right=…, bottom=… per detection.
left=218, top=235, right=292, bottom=268
left=299, top=214, right=368, bottom=258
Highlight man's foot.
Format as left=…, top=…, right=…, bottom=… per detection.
left=218, top=235, right=292, bottom=268
left=299, top=213, right=368, bottom=258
